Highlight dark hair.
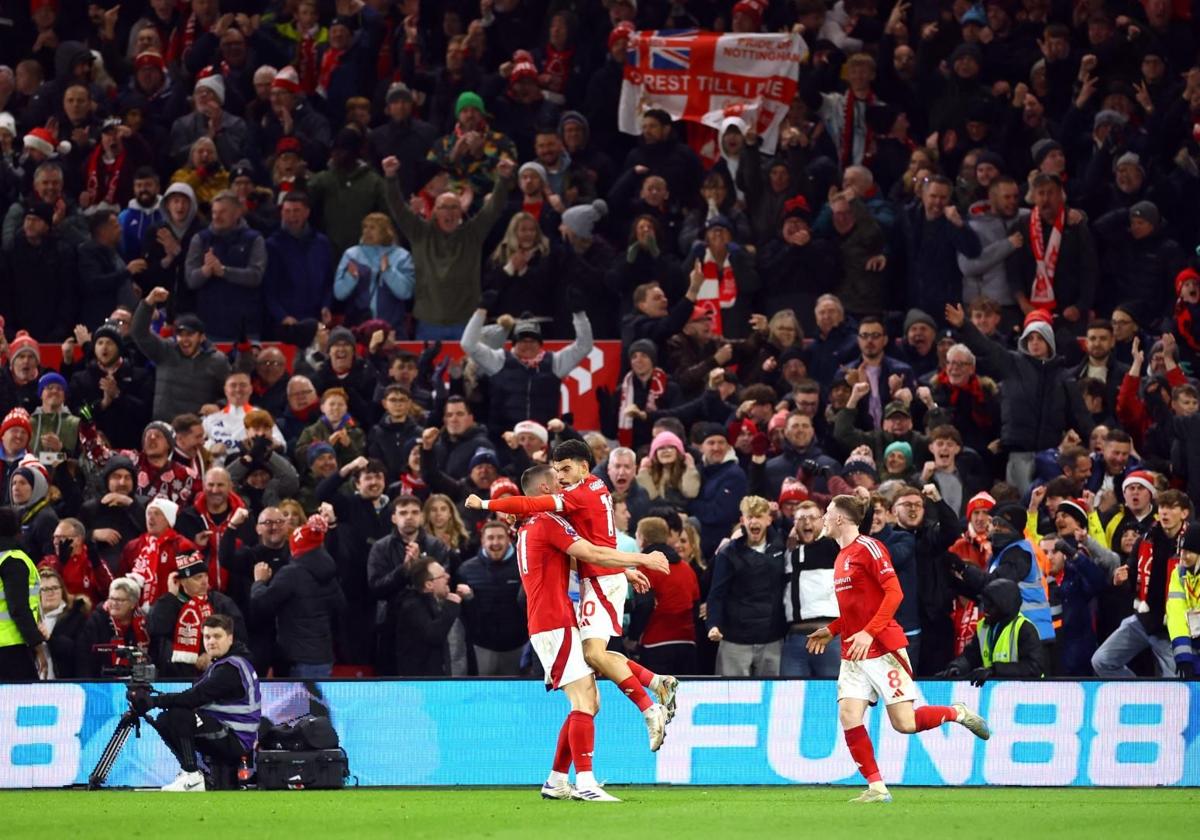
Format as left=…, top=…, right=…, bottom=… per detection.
left=357, top=458, right=387, bottom=479
left=88, top=209, right=118, bottom=235
left=793, top=379, right=821, bottom=396
left=171, top=412, right=202, bottom=433
left=133, top=166, right=159, bottom=182
left=1105, top=429, right=1132, bottom=445
left=391, top=494, right=423, bottom=512
left=1080, top=378, right=1106, bottom=399
left=521, top=464, right=556, bottom=495
left=1044, top=476, right=1077, bottom=498
left=409, top=556, right=444, bottom=587
left=643, top=108, right=672, bottom=127
left=203, top=613, right=235, bottom=634
left=0, top=506, right=19, bottom=538
left=281, top=191, right=310, bottom=207
left=1057, top=446, right=1090, bottom=469
left=383, top=383, right=412, bottom=399
left=481, top=519, right=510, bottom=535
left=552, top=438, right=592, bottom=466
left=929, top=424, right=962, bottom=445
left=652, top=416, right=686, bottom=439
left=391, top=351, right=418, bottom=366
left=924, top=173, right=953, bottom=189
left=858, top=315, right=886, bottom=334
left=1159, top=489, right=1192, bottom=513
left=646, top=505, right=683, bottom=533
left=627, top=214, right=664, bottom=245
left=1087, top=319, right=1113, bottom=333
left=739, top=384, right=777, bottom=405
left=444, top=395, right=471, bottom=412
left=632, top=282, right=662, bottom=306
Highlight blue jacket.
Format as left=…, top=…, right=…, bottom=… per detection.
left=898, top=205, right=982, bottom=318
left=264, top=225, right=334, bottom=324
left=877, top=525, right=920, bottom=633
left=333, top=243, right=415, bottom=329
left=688, top=456, right=747, bottom=558
left=806, top=320, right=859, bottom=389
left=118, top=200, right=163, bottom=259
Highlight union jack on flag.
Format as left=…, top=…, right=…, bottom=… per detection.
left=649, top=44, right=691, bottom=70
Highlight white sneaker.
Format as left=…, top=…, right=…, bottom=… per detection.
left=572, top=785, right=621, bottom=802
left=849, top=787, right=892, bottom=804
left=161, top=770, right=205, bottom=792
left=644, top=703, right=668, bottom=752
left=540, top=781, right=573, bottom=800
left=650, top=675, right=679, bottom=724
left=952, top=702, right=991, bottom=740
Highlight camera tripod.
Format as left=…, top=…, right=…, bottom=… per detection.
left=88, top=682, right=159, bottom=790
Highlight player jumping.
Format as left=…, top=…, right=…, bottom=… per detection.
left=466, top=439, right=677, bottom=751
left=806, top=494, right=991, bottom=803
left=514, top=465, right=670, bottom=802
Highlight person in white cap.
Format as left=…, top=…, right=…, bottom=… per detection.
left=169, top=70, right=252, bottom=167
left=255, top=65, right=331, bottom=170
left=119, top=496, right=200, bottom=610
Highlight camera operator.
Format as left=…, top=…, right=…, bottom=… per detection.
left=0, top=505, right=47, bottom=679
left=147, top=552, right=246, bottom=679
left=130, top=613, right=261, bottom=792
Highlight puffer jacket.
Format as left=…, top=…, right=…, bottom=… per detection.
left=250, top=545, right=346, bottom=666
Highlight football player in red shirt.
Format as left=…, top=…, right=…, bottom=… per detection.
left=514, top=465, right=669, bottom=802
left=807, top=493, right=991, bottom=803
left=466, top=440, right=677, bottom=751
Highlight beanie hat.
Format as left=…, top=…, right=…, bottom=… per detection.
left=1057, top=498, right=1089, bottom=528
left=328, top=326, right=356, bottom=348
left=990, top=501, right=1026, bottom=532
left=767, top=408, right=789, bottom=433
left=778, top=477, right=809, bottom=505
left=1182, top=523, right=1200, bottom=555
left=22, top=126, right=70, bottom=158
left=558, top=110, right=589, bottom=137
left=628, top=337, right=657, bottom=364
left=693, top=421, right=728, bottom=444
left=733, top=0, right=765, bottom=23
left=608, top=20, right=635, bottom=50
left=290, top=513, right=329, bottom=555
left=134, top=50, right=166, bottom=72
left=23, top=201, right=54, bottom=226
left=1113, top=151, right=1144, bottom=175
left=562, top=199, right=607, bottom=239
left=489, top=476, right=520, bottom=500
left=455, top=91, right=486, bottom=118
left=271, top=66, right=301, bottom=94
left=1031, top=138, right=1063, bottom=167
left=176, top=551, right=208, bottom=578
left=518, top=161, right=548, bottom=185
left=782, top=194, right=811, bottom=222
left=949, top=42, right=983, bottom=65
left=142, top=420, right=175, bottom=449
left=513, top=420, right=549, bottom=445
left=960, top=4, right=988, bottom=25
left=386, top=82, right=414, bottom=103
left=1176, top=267, right=1200, bottom=296
left=903, top=308, right=936, bottom=335
left=1093, top=109, right=1128, bottom=130
left=194, top=70, right=225, bottom=104
left=1122, top=469, right=1157, bottom=497
left=37, top=372, right=67, bottom=398
left=8, top=330, right=38, bottom=363
left=306, top=441, right=335, bottom=465
left=704, top=214, right=734, bottom=233
left=883, top=439, right=913, bottom=465
left=275, top=136, right=303, bottom=157
left=649, top=430, right=685, bottom=460
left=509, top=57, right=538, bottom=82
left=0, top=407, right=32, bottom=439
left=92, top=321, right=122, bottom=348
left=147, top=496, right=179, bottom=528
left=966, top=491, right=996, bottom=519
left=842, top=460, right=878, bottom=482
left=469, top=447, right=500, bottom=470
left=1129, top=200, right=1160, bottom=228
left=11, top=455, right=48, bottom=508
left=975, top=149, right=1005, bottom=171
left=0, top=112, right=14, bottom=138
left=1019, top=319, right=1056, bottom=358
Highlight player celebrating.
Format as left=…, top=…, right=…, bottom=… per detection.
left=807, top=494, right=991, bottom=803
left=515, top=465, right=669, bottom=802
left=466, top=439, right=676, bottom=751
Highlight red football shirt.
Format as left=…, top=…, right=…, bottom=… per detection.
left=550, top=479, right=619, bottom=578
left=516, top=513, right=581, bottom=635
left=830, top=535, right=909, bottom=659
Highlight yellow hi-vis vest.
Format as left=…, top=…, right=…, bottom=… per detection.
left=978, top=613, right=1032, bottom=667
left=0, top=549, right=40, bottom=647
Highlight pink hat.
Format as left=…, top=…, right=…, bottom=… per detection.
left=649, top=431, right=685, bottom=460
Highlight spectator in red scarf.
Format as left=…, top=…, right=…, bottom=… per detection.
left=927, top=343, right=1000, bottom=457
left=40, top=517, right=112, bottom=609
left=76, top=576, right=150, bottom=677
left=176, top=466, right=252, bottom=594
left=119, top=497, right=198, bottom=610
left=80, top=118, right=154, bottom=211
left=81, top=418, right=201, bottom=508
left=146, top=550, right=246, bottom=678
left=618, top=339, right=680, bottom=450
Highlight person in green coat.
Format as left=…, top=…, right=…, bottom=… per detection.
left=307, top=128, right=390, bottom=258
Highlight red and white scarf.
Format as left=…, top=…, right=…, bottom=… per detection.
left=1029, top=205, right=1065, bottom=308
left=841, top=89, right=874, bottom=166
left=697, top=247, right=737, bottom=336
left=542, top=44, right=575, bottom=95
left=85, top=143, right=127, bottom=207
left=618, top=368, right=668, bottom=447
left=171, top=594, right=214, bottom=664
left=298, top=33, right=321, bottom=94
left=104, top=609, right=149, bottom=668
left=318, top=46, right=344, bottom=97
left=129, top=532, right=169, bottom=607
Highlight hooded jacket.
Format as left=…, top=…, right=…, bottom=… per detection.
left=308, top=161, right=391, bottom=257
left=947, top=578, right=1048, bottom=677
left=688, top=451, right=748, bottom=558
left=958, top=318, right=1093, bottom=452
left=958, top=203, right=1025, bottom=306
left=143, top=183, right=205, bottom=318
left=250, top=544, right=345, bottom=665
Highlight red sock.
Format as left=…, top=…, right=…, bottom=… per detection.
left=914, top=705, right=958, bottom=731
left=625, top=659, right=657, bottom=687
left=567, top=711, right=594, bottom=772
left=552, top=716, right=572, bottom=774
left=617, top=676, right=654, bottom=711
left=844, top=725, right=882, bottom=784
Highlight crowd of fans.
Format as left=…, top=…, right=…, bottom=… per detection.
left=2, top=0, right=1200, bottom=682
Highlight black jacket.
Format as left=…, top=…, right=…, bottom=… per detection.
left=145, top=590, right=247, bottom=679
left=706, top=534, right=787, bottom=644
left=69, top=355, right=155, bottom=451
left=947, top=579, right=1047, bottom=678
left=316, top=475, right=391, bottom=608
left=44, top=600, right=88, bottom=679
left=393, top=589, right=460, bottom=676
left=367, top=530, right=448, bottom=627
left=367, top=416, right=422, bottom=482
left=456, top=546, right=526, bottom=652
left=154, top=642, right=258, bottom=710
left=250, top=546, right=346, bottom=666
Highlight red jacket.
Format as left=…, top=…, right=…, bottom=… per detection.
left=640, top=555, right=701, bottom=647
left=1116, top=367, right=1187, bottom=449
left=118, top=529, right=198, bottom=609
left=181, top=491, right=248, bottom=592
left=39, top=547, right=114, bottom=608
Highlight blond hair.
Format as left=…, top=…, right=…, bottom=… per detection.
left=739, top=495, right=771, bottom=517
left=361, top=212, right=396, bottom=246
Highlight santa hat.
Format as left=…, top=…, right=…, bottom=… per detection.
left=1176, top=267, right=1200, bottom=296
left=1056, top=498, right=1090, bottom=528
left=0, top=407, right=32, bottom=439
left=513, top=420, right=549, bottom=445
left=134, top=50, right=166, bottom=72
left=194, top=68, right=225, bottom=104
left=966, top=491, right=996, bottom=519
left=0, top=112, right=15, bottom=138
left=1123, top=470, right=1157, bottom=497
left=608, top=20, right=635, bottom=50
left=290, top=513, right=329, bottom=556
left=489, top=476, right=520, bottom=500
left=510, top=58, right=538, bottom=82
left=22, top=126, right=70, bottom=157
left=778, top=478, right=809, bottom=506
left=272, top=66, right=302, bottom=94
left=733, top=0, right=765, bottom=24
left=147, top=497, right=179, bottom=528
left=8, top=330, right=38, bottom=363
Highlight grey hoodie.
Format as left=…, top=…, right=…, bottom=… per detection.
left=958, top=202, right=1026, bottom=306
left=161, top=182, right=197, bottom=240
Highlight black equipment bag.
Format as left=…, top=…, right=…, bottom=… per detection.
left=259, top=714, right=340, bottom=751
left=256, top=749, right=349, bottom=790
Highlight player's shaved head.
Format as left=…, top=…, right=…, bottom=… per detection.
left=521, top=465, right=556, bottom=495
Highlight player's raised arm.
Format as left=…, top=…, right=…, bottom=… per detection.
left=567, top=540, right=669, bottom=574
left=465, top=492, right=559, bottom=514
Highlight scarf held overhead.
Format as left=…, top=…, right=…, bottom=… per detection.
left=618, top=368, right=668, bottom=447
left=1029, top=205, right=1064, bottom=308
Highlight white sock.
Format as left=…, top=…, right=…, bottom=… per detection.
left=576, top=771, right=597, bottom=789
left=547, top=770, right=568, bottom=786
left=643, top=704, right=660, bottom=719
left=869, top=781, right=889, bottom=793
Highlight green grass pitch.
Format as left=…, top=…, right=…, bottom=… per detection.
left=4, top=787, right=1192, bottom=839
